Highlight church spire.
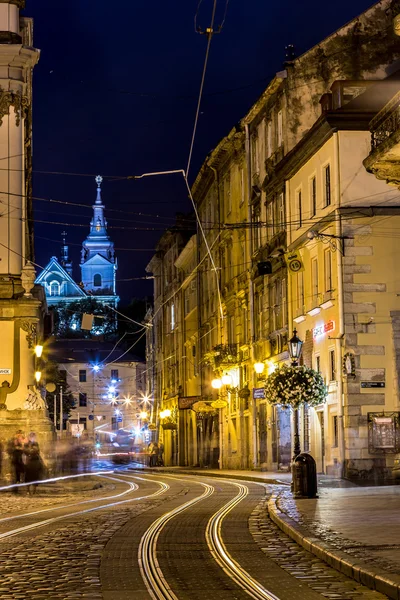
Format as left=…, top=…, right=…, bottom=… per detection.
left=80, top=175, right=116, bottom=264
left=60, top=230, right=73, bottom=276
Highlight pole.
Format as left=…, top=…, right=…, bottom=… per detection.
left=60, top=386, right=63, bottom=439
left=54, top=394, right=57, bottom=429
left=293, top=407, right=301, bottom=460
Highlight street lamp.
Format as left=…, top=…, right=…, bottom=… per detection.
left=288, top=329, right=303, bottom=367
left=288, top=329, right=303, bottom=459
left=35, top=371, right=42, bottom=383
left=254, top=362, right=265, bottom=375
left=211, top=378, right=222, bottom=389
left=34, top=345, right=43, bottom=358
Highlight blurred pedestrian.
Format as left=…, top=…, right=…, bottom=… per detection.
left=157, top=442, right=164, bottom=467
left=8, top=431, right=26, bottom=493
left=149, top=442, right=158, bottom=467
left=24, top=432, right=43, bottom=495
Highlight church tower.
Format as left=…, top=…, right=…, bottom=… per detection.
left=60, top=231, right=73, bottom=276
left=80, top=176, right=118, bottom=307
left=0, top=1, right=53, bottom=441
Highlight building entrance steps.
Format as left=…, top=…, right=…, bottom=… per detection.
left=128, top=465, right=400, bottom=599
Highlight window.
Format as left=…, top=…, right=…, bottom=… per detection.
left=49, top=281, right=60, bottom=296
left=266, top=120, right=272, bottom=157
left=252, top=205, right=261, bottom=251
left=171, top=303, right=175, bottom=331
left=79, top=370, right=86, bottom=383
left=310, top=176, right=317, bottom=217
left=239, top=168, right=245, bottom=206
left=333, top=415, right=338, bottom=447
left=252, top=136, right=259, bottom=174
left=111, top=369, right=118, bottom=380
left=297, top=189, right=302, bottom=228
left=241, top=306, right=248, bottom=344
left=225, top=173, right=232, bottom=215
left=311, top=258, right=319, bottom=301
left=278, top=193, right=285, bottom=230
left=79, top=392, right=87, bottom=407
left=277, top=110, right=283, bottom=147
left=329, top=349, right=336, bottom=381
left=324, top=249, right=332, bottom=292
left=267, top=202, right=275, bottom=239
left=228, top=315, right=235, bottom=345
left=93, top=273, right=102, bottom=287
left=323, top=164, right=331, bottom=207
left=297, top=271, right=304, bottom=312
left=315, top=355, right=321, bottom=373
left=281, top=278, right=287, bottom=327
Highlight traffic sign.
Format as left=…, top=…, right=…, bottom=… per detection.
left=88, top=414, right=94, bottom=421
left=117, top=415, right=123, bottom=422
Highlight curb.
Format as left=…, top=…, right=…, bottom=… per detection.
left=127, top=466, right=290, bottom=486
left=268, top=493, right=400, bottom=600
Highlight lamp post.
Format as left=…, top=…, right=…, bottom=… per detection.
left=288, top=329, right=303, bottom=459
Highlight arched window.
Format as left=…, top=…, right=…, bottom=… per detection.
left=49, top=281, right=60, bottom=296
left=93, top=274, right=102, bottom=287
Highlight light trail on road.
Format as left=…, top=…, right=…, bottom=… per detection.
left=0, top=474, right=169, bottom=540
left=138, top=479, right=214, bottom=600
left=206, top=480, right=280, bottom=600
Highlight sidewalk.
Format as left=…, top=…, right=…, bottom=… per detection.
left=130, top=465, right=400, bottom=599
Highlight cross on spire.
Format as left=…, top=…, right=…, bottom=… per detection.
left=95, top=175, right=103, bottom=189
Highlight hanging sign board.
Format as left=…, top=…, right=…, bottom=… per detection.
left=253, top=387, right=266, bottom=400
left=178, top=396, right=199, bottom=410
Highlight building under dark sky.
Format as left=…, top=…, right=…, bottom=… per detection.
left=29, top=0, right=376, bottom=303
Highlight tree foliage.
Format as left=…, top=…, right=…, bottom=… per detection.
left=51, top=298, right=116, bottom=338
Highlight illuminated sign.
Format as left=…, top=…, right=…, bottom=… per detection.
left=312, top=320, right=335, bottom=339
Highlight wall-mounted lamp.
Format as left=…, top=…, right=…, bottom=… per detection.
left=211, top=378, right=222, bottom=389
left=307, top=230, right=350, bottom=255
left=254, top=362, right=265, bottom=374
left=35, top=371, right=42, bottom=383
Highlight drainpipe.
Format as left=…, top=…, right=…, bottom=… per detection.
left=209, top=164, right=224, bottom=470
left=245, top=123, right=258, bottom=468
left=334, top=131, right=346, bottom=477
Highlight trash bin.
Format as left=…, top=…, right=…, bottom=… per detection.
left=292, top=453, right=317, bottom=498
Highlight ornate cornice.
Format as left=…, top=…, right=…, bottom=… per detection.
left=0, top=89, right=28, bottom=127
left=0, top=0, right=25, bottom=7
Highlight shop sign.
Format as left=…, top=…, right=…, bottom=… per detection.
left=0, top=369, right=11, bottom=374
left=361, top=381, right=385, bottom=389
left=178, top=396, right=199, bottom=410
left=253, top=387, right=266, bottom=400
left=312, top=320, right=335, bottom=339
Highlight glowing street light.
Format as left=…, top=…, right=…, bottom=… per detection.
left=92, top=364, right=100, bottom=373
left=35, top=371, right=42, bottom=383
left=34, top=345, right=43, bottom=358
left=140, top=411, right=148, bottom=420
left=211, top=378, right=222, bottom=389
left=221, top=373, right=232, bottom=386
left=254, top=362, right=265, bottom=374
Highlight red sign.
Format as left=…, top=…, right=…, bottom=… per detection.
left=312, top=320, right=335, bottom=339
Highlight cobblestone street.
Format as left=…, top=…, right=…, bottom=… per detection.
left=0, top=471, right=394, bottom=600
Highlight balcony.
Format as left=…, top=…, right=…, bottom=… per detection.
left=364, top=91, right=400, bottom=187
left=204, top=344, right=238, bottom=368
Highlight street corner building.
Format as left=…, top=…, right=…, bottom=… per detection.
left=146, top=0, right=400, bottom=481
left=0, top=0, right=53, bottom=445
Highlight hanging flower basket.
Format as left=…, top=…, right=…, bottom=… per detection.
left=264, top=365, right=327, bottom=409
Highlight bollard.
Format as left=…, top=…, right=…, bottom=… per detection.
left=292, top=453, right=318, bottom=498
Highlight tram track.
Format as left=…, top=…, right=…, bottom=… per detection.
left=0, top=473, right=169, bottom=540
left=138, top=473, right=281, bottom=600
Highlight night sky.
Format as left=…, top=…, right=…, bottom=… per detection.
left=29, top=0, right=375, bottom=304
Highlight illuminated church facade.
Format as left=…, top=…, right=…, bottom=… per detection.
left=36, top=176, right=119, bottom=315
